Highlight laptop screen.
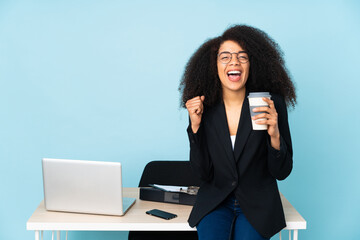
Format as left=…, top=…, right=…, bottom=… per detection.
left=42, top=158, right=131, bottom=216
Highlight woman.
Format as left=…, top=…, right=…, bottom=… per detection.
left=179, top=25, right=296, bottom=240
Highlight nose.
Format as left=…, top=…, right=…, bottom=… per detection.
left=229, top=53, right=240, bottom=65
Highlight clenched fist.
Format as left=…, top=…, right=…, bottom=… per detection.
left=185, top=96, right=205, bottom=133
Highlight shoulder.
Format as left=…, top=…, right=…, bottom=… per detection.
left=270, top=93, right=284, bottom=103
left=270, top=93, right=289, bottom=125
left=202, top=101, right=221, bottom=118
left=271, top=93, right=286, bottom=110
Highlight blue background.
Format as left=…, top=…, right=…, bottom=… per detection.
left=1, top=1, right=359, bottom=239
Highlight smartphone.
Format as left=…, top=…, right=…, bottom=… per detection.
left=146, top=209, right=177, bottom=220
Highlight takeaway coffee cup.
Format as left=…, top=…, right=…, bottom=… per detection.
left=248, top=92, right=271, bottom=130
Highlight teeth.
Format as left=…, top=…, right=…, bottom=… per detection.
left=228, top=71, right=241, bottom=75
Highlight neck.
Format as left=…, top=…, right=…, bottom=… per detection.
left=222, top=88, right=246, bottom=107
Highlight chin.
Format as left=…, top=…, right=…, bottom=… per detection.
left=229, top=81, right=246, bottom=91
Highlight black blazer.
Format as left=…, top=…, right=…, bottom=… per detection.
left=187, top=94, right=293, bottom=239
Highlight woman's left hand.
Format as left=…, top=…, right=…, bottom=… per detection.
left=252, top=98, right=280, bottom=150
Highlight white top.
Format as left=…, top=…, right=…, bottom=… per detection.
left=230, top=135, right=236, bottom=150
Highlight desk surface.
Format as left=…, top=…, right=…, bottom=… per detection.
left=27, top=188, right=306, bottom=231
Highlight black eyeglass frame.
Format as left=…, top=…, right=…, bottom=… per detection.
left=217, top=51, right=249, bottom=64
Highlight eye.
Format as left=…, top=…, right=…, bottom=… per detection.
left=219, top=53, right=231, bottom=62
left=238, top=56, right=249, bottom=62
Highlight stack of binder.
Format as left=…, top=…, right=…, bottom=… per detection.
left=139, top=184, right=199, bottom=206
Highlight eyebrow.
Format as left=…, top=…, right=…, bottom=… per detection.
left=219, top=51, right=247, bottom=54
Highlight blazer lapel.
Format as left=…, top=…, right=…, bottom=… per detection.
left=211, top=102, right=234, bottom=164
left=234, top=96, right=252, bottom=162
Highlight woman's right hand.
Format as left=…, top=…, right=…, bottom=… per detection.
left=185, top=96, right=205, bottom=133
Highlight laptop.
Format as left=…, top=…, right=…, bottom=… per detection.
left=42, top=158, right=136, bottom=216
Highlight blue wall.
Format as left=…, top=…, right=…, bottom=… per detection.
left=1, top=1, right=359, bottom=239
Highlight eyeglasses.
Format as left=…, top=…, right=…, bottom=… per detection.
left=218, top=51, right=249, bottom=64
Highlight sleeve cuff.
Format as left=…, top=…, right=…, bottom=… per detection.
left=187, top=124, right=203, bottom=145
left=187, top=125, right=196, bottom=144
left=267, top=135, right=287, bottom=159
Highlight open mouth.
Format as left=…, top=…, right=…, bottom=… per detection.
left=227, top=70, right=242, bottom=82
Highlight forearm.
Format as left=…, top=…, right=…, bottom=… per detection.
left=267, top=95, right=293, bottom=180
left=187, top=125, right=213, bottom=182
left=191, top=123, right=200, bottom=134
left=267, top=135, right=292, bottom=180
left=270, top=134, right=280, bottom=150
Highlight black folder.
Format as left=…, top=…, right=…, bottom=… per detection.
left=139, top=187, right=197, bottom=206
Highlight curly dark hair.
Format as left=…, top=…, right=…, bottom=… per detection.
left=179, top=24, right=296, bottom=108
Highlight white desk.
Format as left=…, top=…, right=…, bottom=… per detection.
left=27, top=188, right=306, bottom=240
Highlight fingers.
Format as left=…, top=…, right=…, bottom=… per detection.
left=187, top=104, right=202, bottom=115
left=186, top=100, right=202, bottom=108
left=186, top=96, right=205, bottom=105
left=253, top=118, right=277, bottom=126
left=252, top=98, right=276, bottom=113
left=253, top=98, right=280, bottom=138
left=252, top=106, right=270, bottom=113
left=252, top=111, right=277, bottom=124
left=252, top=113, right=271, bottom=120
left=262, top=97, right=275, bottom=107
left=252, top=98, right=277, bottom=126
left=195, top=107, right=203, bottom=114
left=186, top=96, right=205, bottom=116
